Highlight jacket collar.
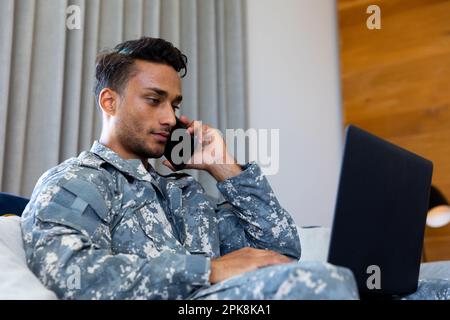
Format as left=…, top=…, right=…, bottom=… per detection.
left=90, top=141, right=158, bottom=184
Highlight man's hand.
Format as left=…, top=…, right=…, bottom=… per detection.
left=162, top=115, right=242, bottom=181
left=209, top=247, right=295, bottom=284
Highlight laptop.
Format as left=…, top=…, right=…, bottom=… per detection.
left=327, top=125, right=433, bottom=299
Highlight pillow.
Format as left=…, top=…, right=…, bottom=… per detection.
left=0, top=216, right=57, bottom=299
left=298, top=226, right=331, bottom=262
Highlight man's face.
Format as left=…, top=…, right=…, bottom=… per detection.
left=112, top=60, right=182, bottom=160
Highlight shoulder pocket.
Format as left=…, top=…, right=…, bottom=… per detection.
left=37, top=201, right=101, bottom=237
left=36, top=178, right=110, bottom=239
left=60, top=179, right=109, bottom=222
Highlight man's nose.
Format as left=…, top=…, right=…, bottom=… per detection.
left=160, top=104, right=177, bottom=128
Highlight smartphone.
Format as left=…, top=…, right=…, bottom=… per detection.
left=163, top=117, right=195, bottom=171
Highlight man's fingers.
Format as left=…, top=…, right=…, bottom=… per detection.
left=235, top=247, right=294, bottom=264
left=180, top=119, right=214, bottom=145
left=179, top=115, right=192, bottom=126
left=179, top=115, right=196, bottom=134
left=255, top=255, right=292, bottom=269
left=272, top=255, right=294, bottom=264
left=244, top=248, right=293, bottom=265
left=195, top=122, right=203, bottom=144
left=209, top=247, right=295, bottom=283
left=266, top=252, right=293, bottom=264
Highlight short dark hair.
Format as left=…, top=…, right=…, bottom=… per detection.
left=94, top=37, right=187, bottom=106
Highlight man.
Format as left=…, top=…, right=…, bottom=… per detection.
left=21, top=37, right=357, bottom=299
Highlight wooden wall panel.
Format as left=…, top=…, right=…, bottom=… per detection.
left=338, top=0, right=450, bottom=261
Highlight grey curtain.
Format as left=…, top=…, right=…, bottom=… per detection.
left=0, top=0, right=247, bottom=199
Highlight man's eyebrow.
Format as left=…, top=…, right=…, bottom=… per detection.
left=143, top=87, right=182, bottom=103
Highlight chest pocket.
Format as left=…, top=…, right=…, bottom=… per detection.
left=160, top=176, right=199, bottom=247
left=164, top=177, right=219, bottom=257
left=119, top=179, right=186, bottom=254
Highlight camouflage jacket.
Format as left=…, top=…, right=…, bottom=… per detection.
left=21, top=141, right=301, bottom=299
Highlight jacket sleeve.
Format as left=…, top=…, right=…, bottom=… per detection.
left=215, top=162, right=301, bottom=260
left=21, top=176, right=210, bottom=300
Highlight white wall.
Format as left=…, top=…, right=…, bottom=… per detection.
left=245, top=0, right=343, bottom=227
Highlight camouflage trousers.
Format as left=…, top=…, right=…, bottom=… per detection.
left=402, top=279, right=450, bottom=300
left=189, top=261, right=359, bottom=300
left=402, top=261, right=450, bottom=300
left=187, top=260, right=450, bottom=300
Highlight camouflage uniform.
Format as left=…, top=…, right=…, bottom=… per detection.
left=21, top=141, right=358, bottom=300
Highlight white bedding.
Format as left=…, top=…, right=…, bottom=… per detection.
left=0, top=216, right=57, bottom=299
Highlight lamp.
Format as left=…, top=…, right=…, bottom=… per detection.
left=426, top=186, right=450, bottom=228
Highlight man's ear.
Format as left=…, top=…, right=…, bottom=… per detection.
left=98, top=88, right=120, bottom=116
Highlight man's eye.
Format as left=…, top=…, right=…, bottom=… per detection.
left=147, top=98, right=160, bottom=105
left=172, top=105, right=180, bottom=110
